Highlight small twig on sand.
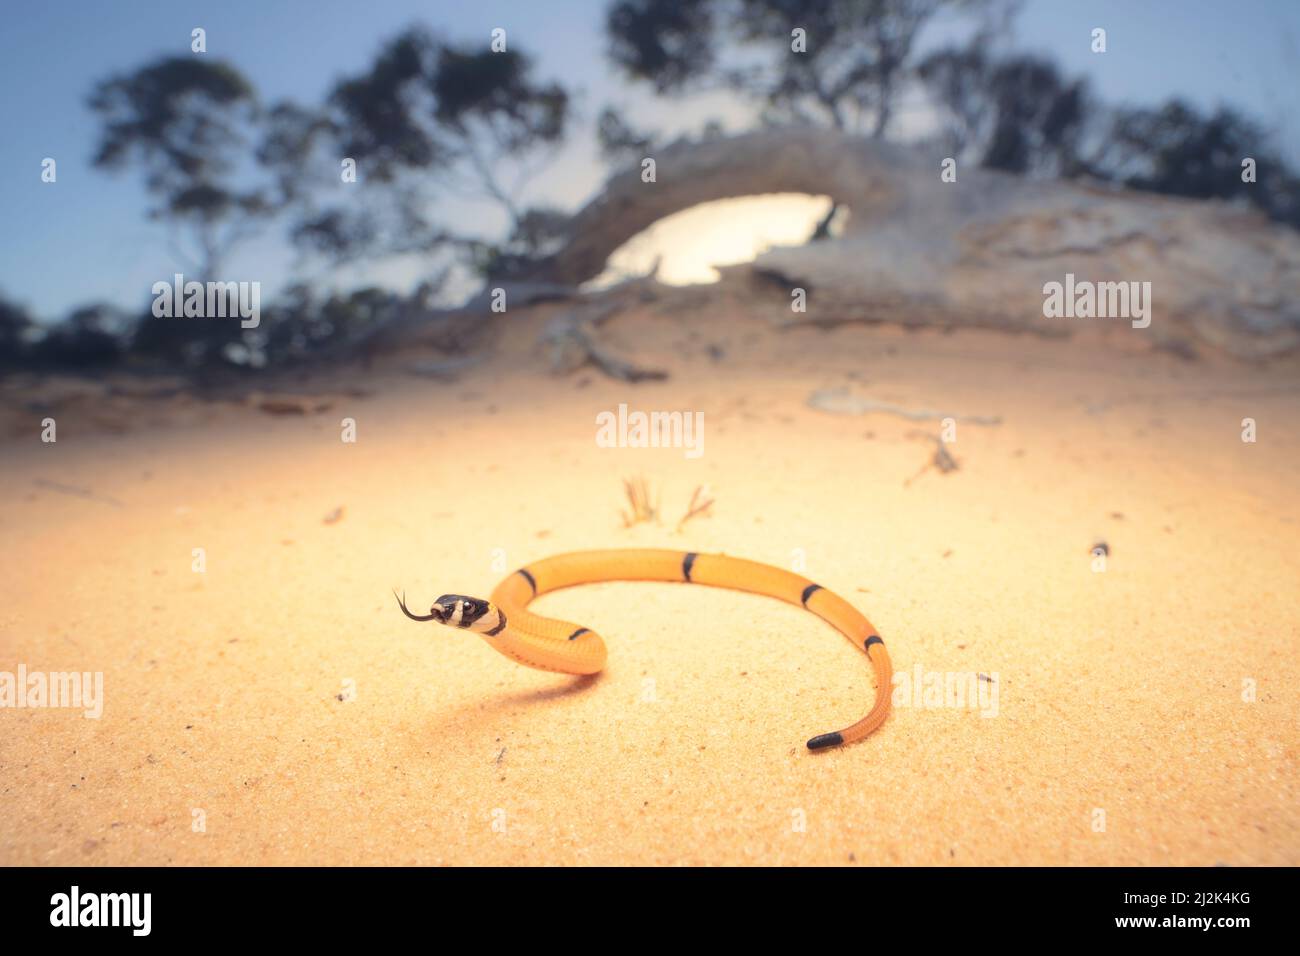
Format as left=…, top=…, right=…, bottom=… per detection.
left=903, top=432, right=959, bottom=487
left=33, top=478, right=124, bottom=508
left=405, top=354, right=486, bottom=380
left=254, top=395, right=335, bottom=416
left=620, top=476, right=660, bottom=527
left=808, top=387, right=1002, bottom=425
left=541, top=261, right=669, bottom=383
left=675, top=485, right=715, bottom=532
left=548, top=320, right=669, bottom=383
left=542, top=314, right=668, bottom=383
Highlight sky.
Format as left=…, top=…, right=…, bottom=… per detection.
left=2, top=0, right=1298, bottom=319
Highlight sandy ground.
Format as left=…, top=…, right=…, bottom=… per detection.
left=1, top=299, right=1298, bottom=866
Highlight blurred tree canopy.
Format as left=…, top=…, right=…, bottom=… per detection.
left=87, top=57, right=279, bottom=365
left=267, top=26, right=570, bottom=264
left=607, top=0, right=718, bottom=94
left=919, top=42, right=1300, bottom=228
left=0, top=296, right=38, bottom=370
left=1098, top=100, right=1300, bottom=228
left=27, top=304, right=130, bottom=369
left=918, top=48, right=1089, bottom=176
left=596, top=106, right=658, bottom=165
left=89, top=57, right=274, bottom=281
left=47, top=26, right=571, bottom=371
left=606, top=0, right=995, bottom=136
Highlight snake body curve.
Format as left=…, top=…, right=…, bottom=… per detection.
left=397, top=549, right=892, bottom=750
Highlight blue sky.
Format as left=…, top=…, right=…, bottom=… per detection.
left=2, top=0, right=1298, bottom=319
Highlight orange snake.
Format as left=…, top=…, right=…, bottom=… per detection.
left=396, top=549, right=892, bottom=750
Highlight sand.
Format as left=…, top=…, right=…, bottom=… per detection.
left=1, top=299, right=1298, bottom=866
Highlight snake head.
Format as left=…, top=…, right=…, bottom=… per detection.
left=431, top=594, right=493, bottom=628
left=395, top=590, right=494, bottom=628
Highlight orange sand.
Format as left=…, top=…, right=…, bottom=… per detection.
left=2, top=302, right=1298, bottom=865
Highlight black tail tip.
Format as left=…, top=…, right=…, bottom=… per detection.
left=806, top=732, right=845, bottom=751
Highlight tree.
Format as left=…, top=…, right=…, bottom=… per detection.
left=605, top=0, right=988, bottom=137
left=606, top=0, right=717, bottom=94
left=918, top=48, right=1091, bottom=176
left=1095, top=99, right=1300, bottom=228
left=0, top=294, right=37, bottom=368
left=89, top=57, right=273, bottom=280
left=473, top=206, right=573, bottom=278
left=29, top=304, right=133, bottom=369
left=252, top=284, right=404, bottom=367
left=597, top=106, right=657, bottom=166
left=916, top=48, right=1300, bottom=231
left=266, top=26, right=571, bottom=266
left=1100, top=100, right=1260, bottom=196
